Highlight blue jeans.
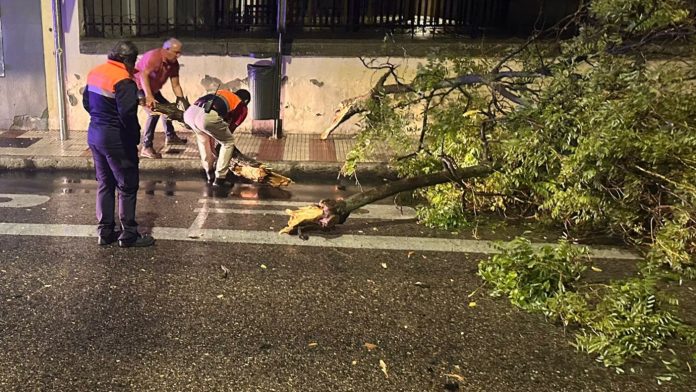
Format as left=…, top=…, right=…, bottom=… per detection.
left=142, top=91, right=176, bottom=148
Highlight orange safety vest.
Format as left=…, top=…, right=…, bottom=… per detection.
left=216, top=90, right=242, bottom=112
left=86, top=60, right=132, bottom=98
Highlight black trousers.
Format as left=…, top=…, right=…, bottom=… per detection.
left=89, top=142, right=140, bottom=242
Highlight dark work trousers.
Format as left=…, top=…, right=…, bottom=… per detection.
left=89, top=142, right=140, bottom=243
left=142, top=91, right=176, bottom=148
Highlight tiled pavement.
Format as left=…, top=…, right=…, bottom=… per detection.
left=0, top=129, right=362, bottom=163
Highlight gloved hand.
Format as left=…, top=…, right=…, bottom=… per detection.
left=176, top=96, right=191, bottom=110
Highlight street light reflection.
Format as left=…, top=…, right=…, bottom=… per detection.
left=239, top=186, right=259, bottom=200
left=233, top=184, right=292, bottom=201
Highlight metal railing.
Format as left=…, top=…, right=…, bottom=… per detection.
left=82, top=0, right=512, bottom=38
left=286, top=0, right=510, bottom=37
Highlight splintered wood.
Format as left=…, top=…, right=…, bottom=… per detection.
left=279, top=205, right=324, bottom=234
left=232, top=165, right=292, bottom=187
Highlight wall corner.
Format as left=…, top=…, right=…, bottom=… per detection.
left=40, top=0, right=59, bottom=130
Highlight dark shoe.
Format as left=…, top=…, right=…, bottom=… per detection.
left=166, top=134, right=187, bottom=145
left=212, top=177, right=227, bottom=187
left=141, top=146, right=162, bottom=159
left=118, top=235, right=156, bottom=248
left=97, top=231, right=120, bottom=245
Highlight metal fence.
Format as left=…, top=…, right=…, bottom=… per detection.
left=83, top=0, right=512, bottom=38
left=286, top=0, right=510, bottom=36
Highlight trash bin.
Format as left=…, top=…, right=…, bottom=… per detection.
left=247, top=63, right=277, bottom=120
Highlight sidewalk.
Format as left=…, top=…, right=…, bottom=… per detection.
left=0, top=129, right=392, bottom=180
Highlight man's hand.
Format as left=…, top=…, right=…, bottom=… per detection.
left=145, top=95, right=156, bottom=110
left=176, top=96, right=191, bottom=110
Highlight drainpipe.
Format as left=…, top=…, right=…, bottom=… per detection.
left=274, top=0, right=287, bottom=139
left=51, top=0, right=68, bottom=140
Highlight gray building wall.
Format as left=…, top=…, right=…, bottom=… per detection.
left=0, top=1, right=48, bottom=130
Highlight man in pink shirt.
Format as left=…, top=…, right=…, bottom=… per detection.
left=136, top=38, right=188, bottom=159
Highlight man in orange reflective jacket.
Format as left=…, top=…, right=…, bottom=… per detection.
left=83, top=40, right=155, bottom=248
left=183, top=89, right=250, bottom=186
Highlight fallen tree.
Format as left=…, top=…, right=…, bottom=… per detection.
left=283, top=0, right=696, bottom=275
left=280, top=1, right=696, bottom=375
left=281, top=0, right=696, bottom=376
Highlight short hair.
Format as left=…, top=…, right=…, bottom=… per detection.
left=108, top=40, right=138, bottom=69
left=163, top=38, right=182, bottom=50
left=235, top=89, right=251, bottom=104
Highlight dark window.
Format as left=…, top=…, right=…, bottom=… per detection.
left=286, top=0, right=511, bottom=37
left=83, top=0, right=515, bottom=39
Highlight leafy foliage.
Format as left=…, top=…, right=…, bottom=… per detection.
left=590, top=0, right=690, bottom=33
left=478, top=237, right=588, bottom=311
left=415, top=183, right=471, bottom=230
left=560, top=278, right=696, bottom=368
left=479, top=239, right=696, bottom=371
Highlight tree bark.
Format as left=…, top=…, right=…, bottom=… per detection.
left=280, top=164, right=494, bottom=234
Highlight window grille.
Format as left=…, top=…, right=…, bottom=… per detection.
left=82, top=0, right=512, bottom=39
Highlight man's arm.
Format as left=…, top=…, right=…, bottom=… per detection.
left=171, top=76, right=190, bottom=109
left=139, top=52, right=162, bottom=109
left=171, top=76, right=184, bottom=99
left=140, top=69, right=156, bottom=109
left=82, top=84, right=91, bottom=114
left=226, top=105, right=248, bottom=133
left=114, top=78, right=142, bottom=144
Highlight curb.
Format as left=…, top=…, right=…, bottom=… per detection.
left=0, top=155, right=396, bottom=183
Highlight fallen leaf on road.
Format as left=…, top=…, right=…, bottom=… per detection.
left=407, top=251, right=415, bottom=258
left=379, top=359, right=388, bottom=378
left=308, top=342, right=318, bottom=348
left=364, top=342, right=378, bottom=351
left=216, top=294, right=224, bottom=299
left=468, top=302, right=477, bottom=307
left=260, top=264, right=267, bottom=270
left=591, top=266, right=603, bottom=272
left=221, top=265, right=229, bottom=279
left=352, top=360, right=357, bottom=365
left=380, top=263, right=387, bottom=269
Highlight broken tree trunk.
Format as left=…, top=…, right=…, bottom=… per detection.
left=320, top=94, right=371, bottom=140
left=279, top=164, right=494, bottom=234
left=152, top=102, right=292, bottom=187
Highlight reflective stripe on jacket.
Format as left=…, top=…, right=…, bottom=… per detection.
left=83, top=60, right=141, bottom=147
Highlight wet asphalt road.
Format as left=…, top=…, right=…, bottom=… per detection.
left=0, top=171, right=690, bottom=391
